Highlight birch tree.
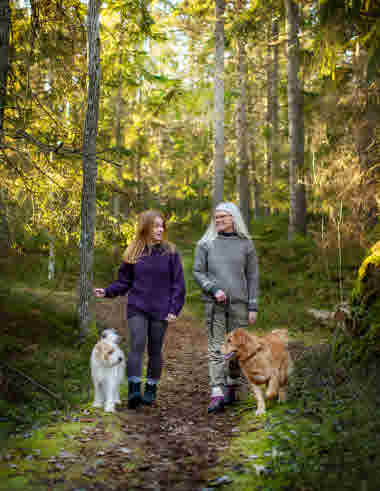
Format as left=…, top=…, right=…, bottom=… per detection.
left=78, top=0, right=101, bottom=340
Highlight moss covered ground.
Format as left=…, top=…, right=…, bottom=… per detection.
left=1, top=214, right=380, bottom=490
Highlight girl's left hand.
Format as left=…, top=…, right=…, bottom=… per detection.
left=248, top=311, right=257, bottom=324
left=166, top=313, right=177, bottom=323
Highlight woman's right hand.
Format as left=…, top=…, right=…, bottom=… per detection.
left=214, top=289, right=227, bottom=303
left=94, top=288, right=106, bottom=298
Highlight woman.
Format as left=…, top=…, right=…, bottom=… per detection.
left=193, top=202, right=259, bottom=414
left=94, top=210, right=186, bottom=409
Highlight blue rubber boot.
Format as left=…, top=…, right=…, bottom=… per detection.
left=142, top=383, right=157, bottom=405
left=128, top=381, right=142, bottom=409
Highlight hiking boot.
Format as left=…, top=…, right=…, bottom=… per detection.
left=224, top=385, right=237, bottom=406
left=142, top=383, right=157, bottom=405
left=128, top=381, right=142, bottom=409
left=208, top=396, right=224, bottom=414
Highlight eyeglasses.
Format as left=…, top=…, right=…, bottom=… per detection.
left=215, top=214, right=232, bottom=221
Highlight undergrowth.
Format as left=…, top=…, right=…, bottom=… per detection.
left=214, top=344, right=380, bottom=491
left=0, top=285, right=98, bottom=437
left=1, top=213, right=377, bottom=491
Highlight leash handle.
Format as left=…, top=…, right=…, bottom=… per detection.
left=210, top=296, right=230, bottom=338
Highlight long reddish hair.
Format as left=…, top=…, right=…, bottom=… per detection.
left=123, top=210, right=175, bottom=263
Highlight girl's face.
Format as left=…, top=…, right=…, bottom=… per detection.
left=215, top=210, right=234, bottom=234
left=151, top=216, right=164, bottom=244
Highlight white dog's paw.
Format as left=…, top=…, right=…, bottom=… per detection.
left=255, top=407, right=266, bottom=416
left=92, top=401, right=103, bottom=408
left=104, top=403, right=116, bottom=413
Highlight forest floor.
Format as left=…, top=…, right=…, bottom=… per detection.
left=3, top=276, right=380, bottom=489
left=1, top=299, right=240, bottom=491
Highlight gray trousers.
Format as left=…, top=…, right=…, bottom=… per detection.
left=206, top=301, right=248, bottom=388
left=127, top=314, right=168, bottom=381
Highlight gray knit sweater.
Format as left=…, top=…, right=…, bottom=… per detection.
left=193, top=234, right=259, bottom=311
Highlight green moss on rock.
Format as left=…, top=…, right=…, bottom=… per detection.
left=348, top=241, right=380, bottom=358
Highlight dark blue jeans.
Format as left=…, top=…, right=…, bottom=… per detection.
left=127, top=314, right=168, bottom=381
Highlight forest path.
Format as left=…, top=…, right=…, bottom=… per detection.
left=65, top=304, right=239, bottom=491
left=1, top=302, right=240, bottom=491
left=115, top=314, right=237, bottom=490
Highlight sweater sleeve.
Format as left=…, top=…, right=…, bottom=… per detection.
left=104, top=262, right=134, bottom=298
left=193, top=242, right=218, bottom=295
left=246, top=241, right=259, bottom=311
left=168, top=252, right=186, bottom=316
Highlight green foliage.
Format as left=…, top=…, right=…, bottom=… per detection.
left=0, top=285, right=100, bottom=432
left=335, top=241, right=380, bottom=360
left=213, top=344, right=380, bottom=491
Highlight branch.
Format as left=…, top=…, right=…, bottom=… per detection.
left=0, top=361, right=63, bottom=403
left=3, top=129, right=123, bottom=168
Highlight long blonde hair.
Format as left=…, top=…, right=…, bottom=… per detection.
left=123, top=210, right=175, bottom=264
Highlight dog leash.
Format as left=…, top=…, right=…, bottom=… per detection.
left=210, top=296, right=230, bottom=337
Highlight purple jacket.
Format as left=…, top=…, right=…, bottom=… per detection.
left=104, top=244, right=186, bottom=321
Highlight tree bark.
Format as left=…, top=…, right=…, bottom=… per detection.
left=213, top=0, right=225, bottom=207
left=78, top=0, right=101, bottom=339
left=113, top=26, right=124, bottom=222
left=113, top=75, right=123, bottom=221
left=266, top=18, right=279, bottom=211
left=250, top=143, right=261, bottom=220
left=0, top=189, right=9, bottom=254
left=235, top=12, right=250, bottom=226
left=285, top=0, right=306, bottom=238
left=0, top=0, right=10, bottom=138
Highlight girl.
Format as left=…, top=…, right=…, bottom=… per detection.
left=94, top=210, right=186, bottom=409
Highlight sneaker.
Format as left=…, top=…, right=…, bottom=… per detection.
left=224, top=385, right=237, bottom=406
left=208, top=396, right=225, bottom=414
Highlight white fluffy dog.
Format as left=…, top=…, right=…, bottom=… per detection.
left=91, top=328, right=126, bottom=413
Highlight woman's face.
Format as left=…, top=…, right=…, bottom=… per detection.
left=151, top=216, right=164, bottom=243
left=215, top=210, right=234, bottom=234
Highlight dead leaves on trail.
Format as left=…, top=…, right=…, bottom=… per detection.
left=2, top=310, right=238, bottom=491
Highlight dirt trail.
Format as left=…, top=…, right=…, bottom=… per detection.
left=84, top=306, right=238, bottom=490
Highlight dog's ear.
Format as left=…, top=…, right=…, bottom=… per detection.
left=241, top=333, right=263, bottom=360
left=94, top=343, right=103, bottom=357
left=233, top=328, right=249, bottom=346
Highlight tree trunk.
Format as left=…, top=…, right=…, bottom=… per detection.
left=0, top=0, right=10, bottom=138
left=48, top=236, right=55, bottom=281
left=266, top=18, right=279, bottom=211
left=113, top=80, right=123, bottom=221
left=113, top=27, right=124, bottom=222
left=213, top=0, right=225, bottom=207
left=78, top=0, right=101, bottom=339
left=0, top=189, right=9, bottom=254
left=271, top=18, right=279, bottom=183
left=235, top=17, right=250, bottom=226
left=285, top=0, right=306, bottom=238
left=250, top=143, right=261, bottom=220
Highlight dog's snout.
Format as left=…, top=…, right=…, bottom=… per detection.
left=118, top=357, right=123, bottom=363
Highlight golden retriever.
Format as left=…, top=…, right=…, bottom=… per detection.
left=221, top=328, right=293, bottom=415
